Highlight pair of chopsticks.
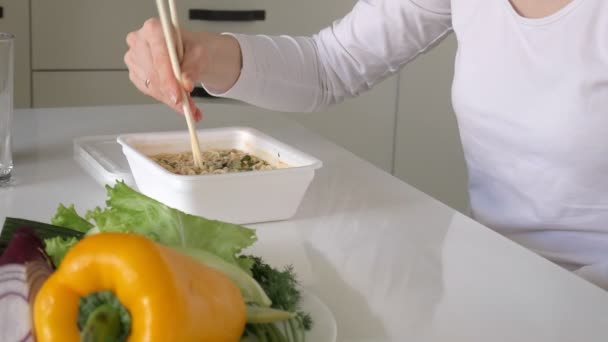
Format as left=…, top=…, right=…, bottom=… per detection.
left=155, top=0, right=204, bottom=168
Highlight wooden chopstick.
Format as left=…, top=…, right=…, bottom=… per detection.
left=155, top=0, right=203, bottom=168
left=168, top=0, right=184, bottom=61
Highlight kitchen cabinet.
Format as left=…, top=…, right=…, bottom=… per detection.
left=0, top=0, right=30, bottom=108
left=31, top=0, right=156, bottom=70
left=29, top=0, right=398, bottom=172
left=394, top=35, right=469, bottom=212
left=31, top=0, right=354, bottom=70
left=32, top=71, right=154, bottom=108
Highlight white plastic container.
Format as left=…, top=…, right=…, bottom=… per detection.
left=74, top=135, right=136, bottom=187
left=117, top=127, right=322, bottom=224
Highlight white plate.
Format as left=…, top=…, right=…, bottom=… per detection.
left=300, top=288, right=337, bottom=342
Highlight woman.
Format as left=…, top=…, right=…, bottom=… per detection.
left=125, top=0, right=608, bottom=289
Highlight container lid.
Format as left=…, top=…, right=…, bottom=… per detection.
left=73, top=135, right=136, bottom=187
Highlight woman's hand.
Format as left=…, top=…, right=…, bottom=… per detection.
left=124, top=18, right=243, bottom=121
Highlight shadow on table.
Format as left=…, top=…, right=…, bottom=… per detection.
left=294, top=159, right=431, bottom=222
left=302, top=208, right=452, bottom=341
left=304, top=244, right=389, bottom=341
left=284, top=147, right=457, bottom=341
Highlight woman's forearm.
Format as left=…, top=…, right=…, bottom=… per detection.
left=202, top=33, right=326, bottom=113
left=199, top=0, right=452, bottom=113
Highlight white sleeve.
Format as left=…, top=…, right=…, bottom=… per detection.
left=202, top=0, right=452, bottom=112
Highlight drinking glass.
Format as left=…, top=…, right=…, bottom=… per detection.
left=0, top=33, right=14, bottom=184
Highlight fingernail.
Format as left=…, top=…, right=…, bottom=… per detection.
left=171, top=93, right=179, bottom=105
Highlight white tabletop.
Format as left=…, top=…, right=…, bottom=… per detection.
left=2, top=104, right=608, bottom=342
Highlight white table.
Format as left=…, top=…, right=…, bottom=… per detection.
left=2, top=104, right=608, bottom=342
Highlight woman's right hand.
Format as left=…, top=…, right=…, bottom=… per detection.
left=124, top=18, right=242, bottom=121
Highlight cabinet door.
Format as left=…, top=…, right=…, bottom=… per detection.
left=0, top=0, right=30, bottom=108
left=31, top=0, right=358, bottom=70
left=31, top=0, right=156, bottom=70
left=394, top=36, right=469, bottom=212
left=176, top=0, right=355, bottom=35
left=32, top=71, right=154, bottom=107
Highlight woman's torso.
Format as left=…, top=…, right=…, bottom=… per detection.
left=451, top=0, right=608, bottom=267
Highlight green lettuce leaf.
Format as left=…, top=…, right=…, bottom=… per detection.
left=86, top=182, right=257, bottom=271
left=51, top=204, right=94, bottom=233
left=45, top=236, right=79, bottom=266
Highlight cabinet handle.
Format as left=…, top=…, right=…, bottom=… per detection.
left=189, top=9, right=265, bottom=22
left=0, top=7, right=4, bottom=19
left=190, top=87, right=216, bottom=99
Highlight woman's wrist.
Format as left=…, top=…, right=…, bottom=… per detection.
left=198, top=33, right=243, bottom=94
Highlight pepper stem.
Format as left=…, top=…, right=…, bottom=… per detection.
left=80, top=303, right=122, bottom=342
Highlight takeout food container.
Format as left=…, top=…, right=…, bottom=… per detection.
left=117, top=127, right=322, bottom=224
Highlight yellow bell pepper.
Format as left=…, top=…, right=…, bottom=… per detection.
left=33, top=233, right=246, bottom=342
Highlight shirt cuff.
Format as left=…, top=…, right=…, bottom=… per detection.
left=200, top=33, right=260, bottom=101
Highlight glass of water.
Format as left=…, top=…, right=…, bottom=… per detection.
left=0, top=33, right=13, bottom=184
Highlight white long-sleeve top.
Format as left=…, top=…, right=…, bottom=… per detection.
left=205, top=0, right=608, bottom=289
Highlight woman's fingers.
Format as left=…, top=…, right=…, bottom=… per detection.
left=187, top=96, right=203, bottom=122
left=128, top=70, right=184, bottom=114
left=181, top=72, right=195, bottom=93
left=125, top=18, right=206, bottom=122
left=140, top=18, right=182, bottom=106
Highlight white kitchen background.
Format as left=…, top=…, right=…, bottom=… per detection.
left=0, top=0, right=469, bottom=213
